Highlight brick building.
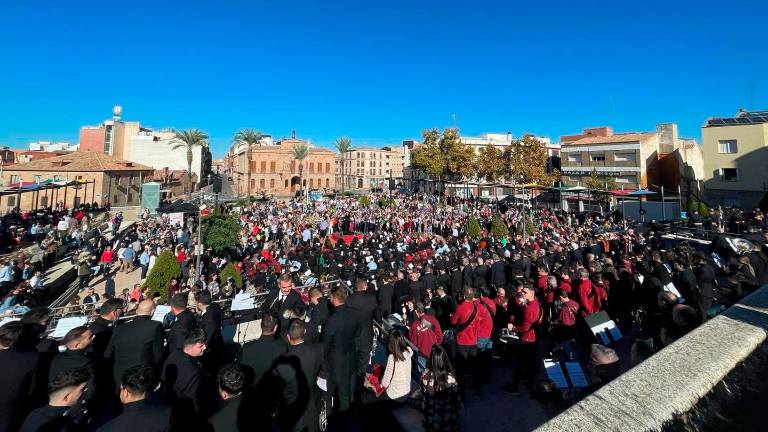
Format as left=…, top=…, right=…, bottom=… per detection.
left=1, top=152, right=154, bottom=211
left=232, top=137, right=336, bottom=196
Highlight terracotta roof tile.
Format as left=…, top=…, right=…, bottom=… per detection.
left=567, top=133, right=654, bottom=146
left=5, top=151, right=154, bottom=172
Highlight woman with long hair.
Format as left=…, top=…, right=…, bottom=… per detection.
left=421, top=344, right=461, bottom=432
left=363, top=329, right=414, bottom=404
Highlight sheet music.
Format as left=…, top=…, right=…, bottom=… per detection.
left=564, top=362, right=590, bottom=388
left=152, top=305, right=172, bottom=323
left=543, top=359, right=569, bottom=389
left=231, top=293, right=255, bottom=311
left=0, top=317, right=20, bottom=327
left=590, top=319, right=622, bottom=345
left=51, top=316, right=88, bottom=338
left=317, top=377, right=328, bottom=392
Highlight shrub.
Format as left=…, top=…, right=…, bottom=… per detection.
left=491, top=215, right=509, bottom=239
left=202, top=214, right=241, bottom=255
left=359, top=196, right=371, bottom=207
left=219, top=262, right=242, bottom=290
left=466, top=216, right=482, bottom=240
left=143, top=250, right=181, bottom=303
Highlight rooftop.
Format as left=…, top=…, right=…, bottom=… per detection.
left=5, top=151, right=154, bottom=172
left=704, top=109, right=768, bottom=127
left=568, top=133, right=655, bottom=146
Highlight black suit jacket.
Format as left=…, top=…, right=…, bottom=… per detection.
left=167, top=309, right=197, bottom=352
left=19, top=405, right=75, bottom=432
left=346, top=292, right=380, bottom=372
left=207, top=396, right=244, bottom=432
left=393, top=279, right=410, bottom=304
left=264, top=289, right=304, bottom=331
left=240, top=335, right=288, bottom=389
left=50, top=349, right=92, bottom=380
left=89, top=317, right=115, bottom=360
left=322, top=303, right=362, bottom=412
left=199, top=303, right=224, bottom=355
left=422, top=273, right=438, bottom=294
left=376, top=282, right=395, bottom=317
left=0, top=349, right=40, bottom=432
left=161, top=349, right=203, bottom=423
left=96, top=401, right=171, bottom=432
left=274, top=343, right=324, bottom=432
left=304, top=298, right=330, bottom=345
left=104, top=315, right=165, bottom=385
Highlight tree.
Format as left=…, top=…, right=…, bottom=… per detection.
left=585, top=169, right=602, bottom=191
left=334, top=137, right=352, bottom=194
left=359, top=195, right=371, bottom=207
left=143, top=250, right=181, bottom=302
left=219, top=262, right=243, bottom=290
left=465, top=216, right=482, bottom=240
left=503, top=135, right=554, bottom=186
left=234, top=129, right=267, bottom=198
left=411, top=128, right=475, bottom=187
left=291, top=142, right=310, bottom=199
left=490, top=215, right=509, bottom=239
left=202, top=213, right=241, bottom=255
left=170, top=129, right=209, bottom=194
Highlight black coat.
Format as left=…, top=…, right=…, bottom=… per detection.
left=322, top=303, right=362, bottom=412
left=490, top=261, right=507, bottom=289
left=346, top=292, right=380, bottom=373
left=0, top=349, right=40, bottom=432
left=199, top=304, right=224, bottom=372
left=473, top=265, right=489, bottom=289
left=96, top=401, right=171, bottom=432
left=264, top=289, right=304, bottom=332
left=240, top=335, right=288, bottom=389
left=104, top=315, right=165, bottom=385
left=161, top=350, right=204, bottom=423
left=89, top=317, right=115, bottom=360
left=167, top=309, right=197, bottom=352
left=304, top=298, right=330, bottom=345
left=274, top=343, right=324, bottom=432
left=421, top=273, right=438, bottom=294
left=376, top=282, right=395, bottom=317
left=450, top=269, right=464, bottom=298
left=393, top=279, right=410, bottom=304
left=50, top=349, right=92, bottom=380
left=207, top=396, right=244, bottom=432
left=20, top=405, right=77, bottom=432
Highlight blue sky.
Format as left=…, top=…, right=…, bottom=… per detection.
left=1, top=0, right=766, bottom=158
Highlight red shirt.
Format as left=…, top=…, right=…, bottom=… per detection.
left=410, top=313, right=443, bottom=356
left=100, top=250, right=115, bottom=264
left=514, top=299, right=540, bottom=343
left=473, top=299, right=494, bottom=339
left=450, top=300, right=478, bottom=346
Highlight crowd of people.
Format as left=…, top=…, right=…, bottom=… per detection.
left=0, top=192, right=766, bottom=432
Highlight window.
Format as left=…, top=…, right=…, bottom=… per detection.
left=309, top=179, right=314, bottom=188
left=309, top=162, right=314, bottom=173
left=260, top=161, right=266, bottom=172
left=326, top=163, right=331, bottom=173
left=590, top=154, right=606, bottom=162
left=10, top=175, right=20, bottom=185
left=260, top=179, right=265, bottom=189
left=7, top=196, right=15, bottom=208
left=719, top=168, right=739, bottom=182
left=326, top=178, right=330, bottom=187
left=270, top=161, right=276, bottom=173
left=34, top=175, right=41, bottom=183
left=284, top=179, right=289, bottom=188
left=614, top=152, right=635, bottom=162
left=270, top=179, right=275, bottom=188
left=723, top=198, right=742, bottom=208
left=567, top=154, right=581, bottom=163
left=718, top=140, right=737, bottom=154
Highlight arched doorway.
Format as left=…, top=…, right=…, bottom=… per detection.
left=290, top=176, right=301, bottom=193
left=357, top=178, right=363, bottom=189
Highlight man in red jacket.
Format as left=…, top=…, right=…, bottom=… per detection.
left=473, top=289, right=495, bottom=396
left=450, top=286, right=478, bottom=398
left=410, top=303, right=442, bottom=371
left=503, top=285, right=541, bottom=395
left=576, top=269, right=605, bottom=317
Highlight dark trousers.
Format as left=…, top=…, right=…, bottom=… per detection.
left=510, top=341, right=540, bottom=391
left=455, top=344, right=477, bottom=397
left=140, top=264, right=148, bottom=279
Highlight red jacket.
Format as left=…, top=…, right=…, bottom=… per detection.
left=410, top=313, right=443, bottom=356
left=450, top=300, right=478, bottom=346
left=514, top=298, right=540, bottom=343
left=577, top=279, right=604, bottom=317
left=473, top=298, right=494, bottom=339
left=100, top=250, right=115, bottom=264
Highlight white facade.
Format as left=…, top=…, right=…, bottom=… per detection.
left=29, top=141, right=79, bottom=151
left=127, top=131, right=204, bottom=179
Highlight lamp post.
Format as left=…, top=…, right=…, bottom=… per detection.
left=195, top=204, right=207, bottom=283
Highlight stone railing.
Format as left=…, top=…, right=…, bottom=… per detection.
left=536, top=285, right=768, bottom=432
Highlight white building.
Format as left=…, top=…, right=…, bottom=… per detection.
left=127, top=130, right=206, bottom=179
left=29, top=141, right=79, bottom=152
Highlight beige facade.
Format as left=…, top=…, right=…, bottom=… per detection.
left=233, top=138, right=336, bottom=196
left=702, top=110, right=768, bottom=208
left=560, top=123, right=703, bottom=193
left=336, top=147, right=404, bottom=190
left=1, top=152, right=154, bottom=211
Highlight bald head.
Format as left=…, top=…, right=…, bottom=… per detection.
left=137, top=300, right=156, bottom=316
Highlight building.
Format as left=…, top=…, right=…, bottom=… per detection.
left=14, top=150, right=67, bottom=165
left=28, top=141, right=79, bottom=152
left=79, top=106, right=140, bottom=159
left=702, top=109, right=768, bottom=209
left=126, top=129, right=211, bottom=182
left=1, top=152, right=154, bottom=211
left=337, top=146, right=405, bottom=190
left=559, top=124, right=703, bottom=194
left=232, top=135, right=336, bottom=196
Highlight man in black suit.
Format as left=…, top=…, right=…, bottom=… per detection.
left=305, top=287, right=330, bottom=344
left=393, top=270, right=410, bottom=307
left=239, top=313, right=287, bottom=390
left=347, top=278, right=380, bottom=374
left=20, top=367, right=90, bottom=432
left=167, top=293, right=197, bottom=352
left=196, top=290, right=224, bottom=374
left=50, top=326, right=94, bottom=379
left=274, top=320, right=324, bottom=432
left=408, top=270, right=427, bottom=303
left=208, top=364, right=254, bottom=432
left=376, top=272, right=395, bottom=317
left=264, top=273, right=304, bottom=332
left=89, top=299, right=124, bottom=360
left=104, top=299, right=165, bottom=386
left=0, top=322, right=41, bottom=432
left=162, top=329, right=207, bottom=428
left=490, top=254, right=507, bottom=291
left=97, top=365, right=171, bottom=432
left=323, top=285, right=362, bottom=421
left=421, top=265, right=438, bottom=296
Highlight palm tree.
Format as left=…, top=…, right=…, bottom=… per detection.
left=233, top=129, right=266, bottom=198
left=291, top=142, right=310, bottom=200
left=334, top=137, right=352, bottom=194
left=170, top=129, right=209, bottom=194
